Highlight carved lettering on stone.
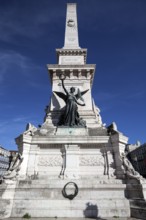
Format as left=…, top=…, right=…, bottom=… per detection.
left=60, top=56, right=84, bottom=65
left=79, top=155, right=104, bottom=166
left=38, top=156, right=62, bottom=167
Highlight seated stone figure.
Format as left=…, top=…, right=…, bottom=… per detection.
left=3, top=152, right=23, bottom=180
left=121, top=152, right=142, bottom=180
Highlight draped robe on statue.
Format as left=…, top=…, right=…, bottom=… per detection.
left=63, top=92, right=79, bottom=126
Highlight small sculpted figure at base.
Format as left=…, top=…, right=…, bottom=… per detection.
left=3, top=152, right=23, bottom=180
left=121, top=152, right=143, bottom=180
left=54, top=74, right=88, bottom=127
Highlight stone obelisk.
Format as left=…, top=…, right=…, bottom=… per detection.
left=63, top=3, right=80, bottom=49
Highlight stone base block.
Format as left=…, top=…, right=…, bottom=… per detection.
left=0, top=180, right=17, bottom=219
left=10, top=179, right=130, bottom=218
left=56, top=127, right=88, bottom=136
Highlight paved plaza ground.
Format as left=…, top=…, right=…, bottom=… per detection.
left=3, top=218, right=142, bottom=220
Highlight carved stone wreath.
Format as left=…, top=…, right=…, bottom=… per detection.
left=62, top=182, right=78, bottom=200
left=67, top=19, right=75, bottom=27
left=79, top=155, right=104, bottom=166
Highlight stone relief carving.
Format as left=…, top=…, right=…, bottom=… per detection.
left=38, top=156, right=62, bottom=167
left=79, top=155, right=104, bottom=166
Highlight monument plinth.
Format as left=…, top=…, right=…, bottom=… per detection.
left=1, top=3, right=146, bottom=219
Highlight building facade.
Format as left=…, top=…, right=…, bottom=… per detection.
left=127, top=143, right=146, bottom=177
left=0, top=145, right=10, bottom=177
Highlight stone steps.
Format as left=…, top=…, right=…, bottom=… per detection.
left=130, top=200, right=146, bottom=220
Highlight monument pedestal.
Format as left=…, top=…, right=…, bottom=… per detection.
left=9, top=179, right=130, bottom=218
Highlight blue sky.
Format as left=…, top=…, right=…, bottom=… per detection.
left=0, top=0, right=146, bottom=150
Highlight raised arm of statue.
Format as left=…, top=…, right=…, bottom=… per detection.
left=60, top=74, right=68, bottom=95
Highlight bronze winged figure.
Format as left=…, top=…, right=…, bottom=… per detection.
left=53, top=75, right=88, bottom=127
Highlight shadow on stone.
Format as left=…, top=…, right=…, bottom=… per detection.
left=83, top=202, right=107, bottom=219
left=83, top=202, right=98, bottom=218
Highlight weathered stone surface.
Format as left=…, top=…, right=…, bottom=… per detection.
left=9, top=179, right=130, bottom=218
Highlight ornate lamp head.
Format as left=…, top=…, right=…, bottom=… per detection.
left=59, top=73, right=66, bottom=80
